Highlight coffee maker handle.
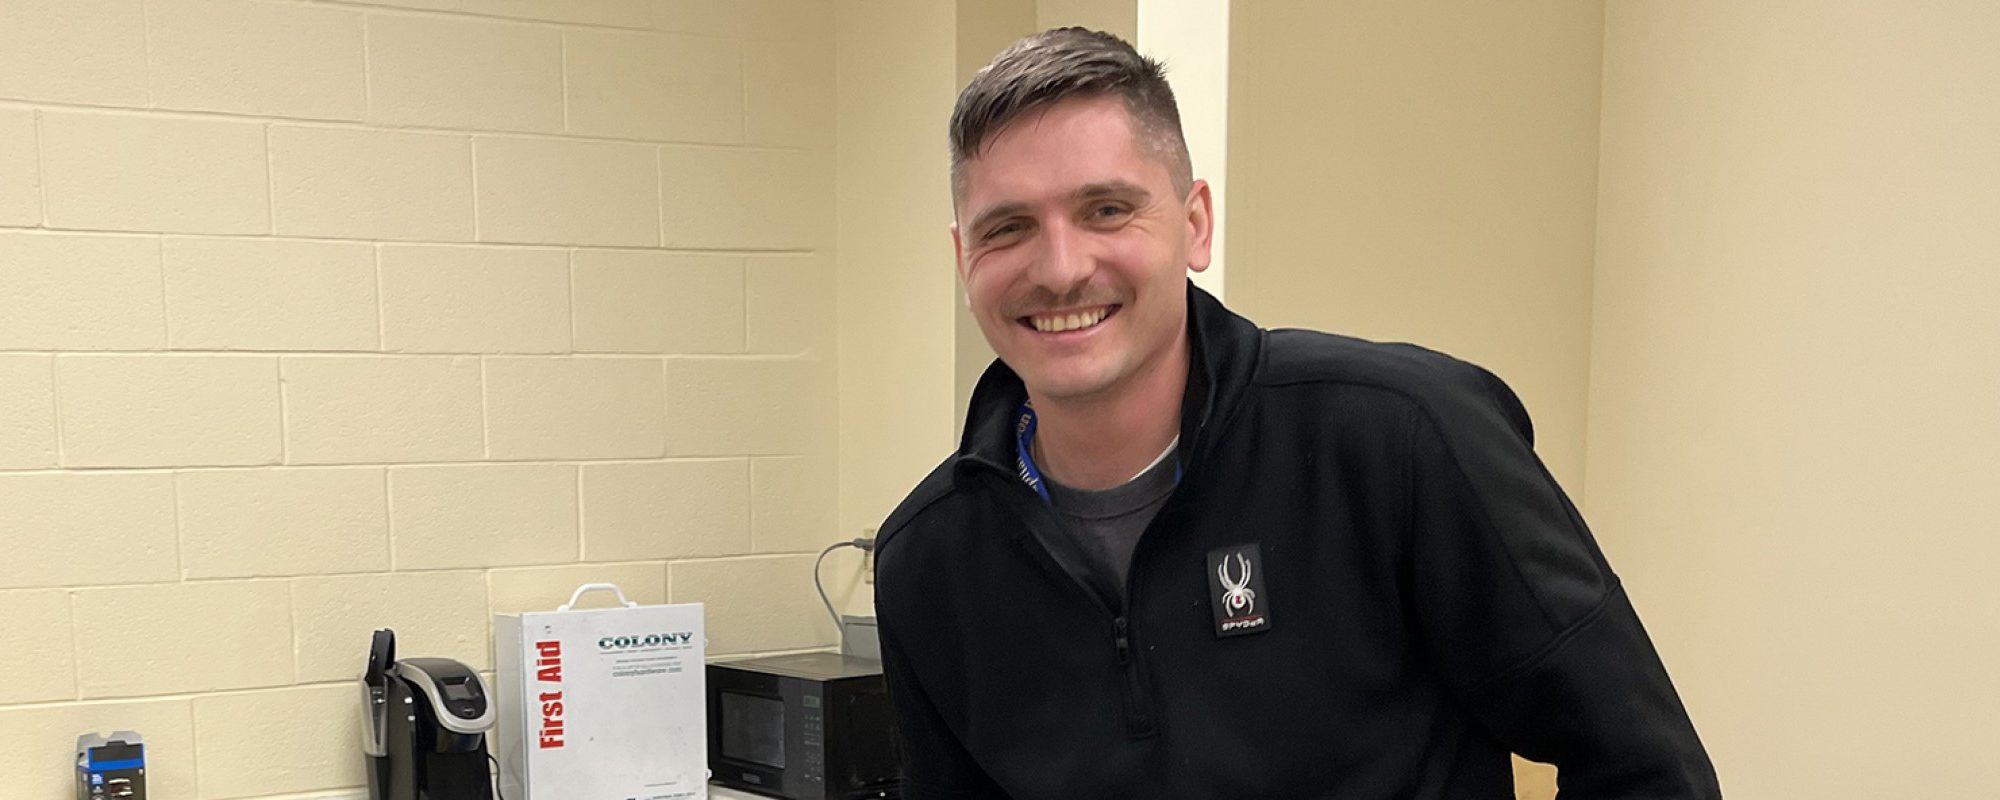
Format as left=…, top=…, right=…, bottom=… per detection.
left=558, top=582, right=639, bottom=612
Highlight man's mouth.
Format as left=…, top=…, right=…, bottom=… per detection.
left=1020, top=304, right=1119, bottom=333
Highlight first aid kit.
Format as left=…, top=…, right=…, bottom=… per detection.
left=495, top=584, right=707, bottom=800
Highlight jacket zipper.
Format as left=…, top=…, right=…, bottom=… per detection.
left=1110, top=616, right=1155, bottom=736
left=974, top=463, right=1161, bottom=738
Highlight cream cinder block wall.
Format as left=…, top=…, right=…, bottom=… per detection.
left=1590, top=2, right=2000, bottom=796
left=0, top=1, right=838, bottom=797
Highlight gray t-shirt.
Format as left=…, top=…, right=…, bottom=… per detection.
left=1043, top=444, right=1178, bottom=611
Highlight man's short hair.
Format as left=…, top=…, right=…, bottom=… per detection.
left=949, top=27, right=1192, bottom=204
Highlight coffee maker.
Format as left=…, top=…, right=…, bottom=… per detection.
left=361, top=629, right=496, bottom=800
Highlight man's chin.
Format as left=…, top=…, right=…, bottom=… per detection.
left=1018, top=371, right=1114, bottom=405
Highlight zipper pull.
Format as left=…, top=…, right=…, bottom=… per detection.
left=1113, top=617, right=1131, bottom=664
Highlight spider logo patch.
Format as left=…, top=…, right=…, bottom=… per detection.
left=1206, top=544, right=1271, bottom=637
left=1218, top=553, right=1256, bottom=616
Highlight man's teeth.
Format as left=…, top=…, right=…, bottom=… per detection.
left=1030, top=307, right=1110, bottom=333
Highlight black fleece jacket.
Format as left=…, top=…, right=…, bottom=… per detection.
left=874, top=285, right=1720, bottom=799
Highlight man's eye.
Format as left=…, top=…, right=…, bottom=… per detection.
left=1093, top=204, right=1130, bottom=219
left=983, top=222, right=1024, bottom=241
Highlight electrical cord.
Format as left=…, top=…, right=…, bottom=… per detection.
left=814, top=537, right=877, bottom=639
left=488, top=752, right=506, bottom=800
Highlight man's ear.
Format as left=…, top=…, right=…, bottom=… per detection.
left=951, top=222, right=971, bottom=285
left=1184, top=179, right=1215, bottom=273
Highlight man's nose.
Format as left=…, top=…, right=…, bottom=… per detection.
left=1029, top=218, right=1093, bottom=292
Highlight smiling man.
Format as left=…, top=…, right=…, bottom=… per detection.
left=872, top=28, right=1720, bottom=799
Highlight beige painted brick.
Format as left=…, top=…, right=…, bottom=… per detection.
left=72, top=580, right=293, bottom=697
left=664, top=356, right=827, bottom=455
left=193, top=684, right=363, bottom=798
left=293, top=571, right=487, bottom=682
left=0, top=473, right=176, bottom=589
left=0, top=0, right=147, bottom=105
left=367, top=14, right=562, bottom=133
left=41, top=111, right=269, bottom=234
left=467, top=0, right=651, bottom=26
left=281, top=356, right=485, bottom=464
left=660, top=146, right=826, bottom=249
left=328, top=0, right=460, bottom=12
left=489, top=562, right=667, bottom=617
left=475, top=0, right=653, bottom=26
left=380, top=245, right=569, bottom=353
left=0, top=589, right=76, bottom=703
left=566, top=29, right=741, bottom=143
left=652, top=0, right=831, bottom=42
left=573, top=251, right=743, bottom=354
left=745, top=38, right=833, bottom=148
left=0, top=355, right=56, bottom=469
left=751, top=455, right=838, bottom=553
left=0, top=109, right=37, bottom=225
left=344, top=0, right=651, bottom=27
left=475, top=136, right=660, bottom=246
left=148, top=0, right=365, bottom=119
left=0, top=232, right=163, bottom=350
left=485, top=357, right=667, bottom=459
left=581, top=459, right=749, bottom=561
left=58, top=356, right=280, bottom=467
left=163, top=237, right=379, bottom=351
left=0, top=698, right=194, bottom=798
left=746, top=253, right=833, bottom=354
left=669, top=555, right=835, bottom=654
left=271, top=125, right=475, bottom=241
left=57, top=356, right=275, bottom=466
left=391, top=464, right=578, bottom=569
left=177, top=467, right=389, bottom=579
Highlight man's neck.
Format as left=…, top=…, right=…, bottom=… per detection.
left=1029, top=334, right=1190, bottom=492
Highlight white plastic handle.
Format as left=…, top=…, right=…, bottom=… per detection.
left=557, top=582, right=637, bottom=612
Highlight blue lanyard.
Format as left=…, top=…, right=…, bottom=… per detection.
left=1013, top=403, right=1053, bottom=503
left=1013, top=403, right=1180, bottom=505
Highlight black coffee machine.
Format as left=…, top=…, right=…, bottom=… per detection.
left=361, top=629, right=496, bottom=800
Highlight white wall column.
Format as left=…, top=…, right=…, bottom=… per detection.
left=1139, top=0, right=1229, bottom=299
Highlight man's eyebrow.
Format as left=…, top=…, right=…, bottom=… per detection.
left=1072, top=181, right=1150, bottom=202
left=966, top=201, right=1029, bottom=237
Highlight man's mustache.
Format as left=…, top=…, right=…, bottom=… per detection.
left=1005, top=287, right=1122, bottom=316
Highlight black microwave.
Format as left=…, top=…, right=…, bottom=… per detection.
left=707, top=653, right=901, bottom=799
